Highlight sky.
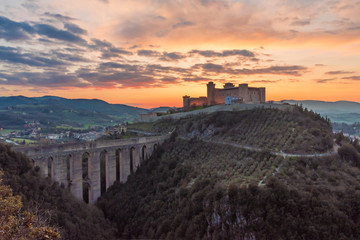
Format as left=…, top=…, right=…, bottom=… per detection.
left=0, top=0, right=359, bottom=108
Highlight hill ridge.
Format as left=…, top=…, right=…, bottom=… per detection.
left=0, top=95, right=149, bottom=129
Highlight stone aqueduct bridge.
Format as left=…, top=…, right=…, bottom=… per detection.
left=14, top=135, right=168, bottom=203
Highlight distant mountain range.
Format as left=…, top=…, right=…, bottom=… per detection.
left=0, top=96, right=358, bottom=130
left=280, top=100, right=360, bottom=124
left=0, top=96, right=149, bottom=129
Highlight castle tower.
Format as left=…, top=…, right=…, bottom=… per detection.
left=183, top=95, right=190, bottom=108
left=238, top=83, right=249, bottom=102
left=207, top=82, right=216, bottom=105
left=259, top=87, right=266, bottom=103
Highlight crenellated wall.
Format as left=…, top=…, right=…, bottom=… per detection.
left=14, top=135, right=168, bottom=203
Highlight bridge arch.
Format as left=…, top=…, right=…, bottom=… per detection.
left=141, top=145, right=147, bottom=162
left=100, top=150, right=108, bottom=196
left=116, top=149, right=121, bottom=182
left=47, top=157, right=54, bottom=179
left=130, top=147, right=135, bottom=173
left=82, top=152, right=90, bottom=204
left=66, top=154, right=72, bottom=189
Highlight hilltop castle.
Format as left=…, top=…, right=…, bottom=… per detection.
left=183, top=82, right=265, bottom=108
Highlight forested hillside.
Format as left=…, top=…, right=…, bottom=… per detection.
left=0, top=143, right=116, bottom=240
left=98, top=108, right=360, bottom=239
left=0, top=96, right=147, bottom=129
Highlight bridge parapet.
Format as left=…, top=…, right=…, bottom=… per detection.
left=14, top=135, right=166, bottom=157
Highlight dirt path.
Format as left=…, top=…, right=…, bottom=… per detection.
left=180, top=137, right=338, bottom=158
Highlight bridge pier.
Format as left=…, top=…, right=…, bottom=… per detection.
left=87, top=151, right=98, bottom=204
left=107, top=149, right=117, bottom=189
left=53, top=154, right=68, bottom=186
left=71, top=152, right=83, bottom=201
left=121, top=148, right=131, bottom=183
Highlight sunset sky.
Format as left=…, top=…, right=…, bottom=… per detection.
left=0, top=0, right=359, bottom=108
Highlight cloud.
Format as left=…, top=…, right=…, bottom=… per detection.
left=137, top=50, right=160, bottom=57
left=51, top=50, right=89, bottom=63
left=222, top=50, right=255, bottom=57
left=156, top=16, right=167, bottom=21
left=194, top=63, right=307, bottom=76
left=348, top=26, right=360, bottom=31
left=189, top=49, right=255, bottom=58
left=43, top=12, right=76, bottom=22
left=0, top=46, right=67, bottom=67
left=145, top=64, right=192, bottom=75
left=34, top=23, right=86, bottom=43
left=76, top=70, right=156, bottom=88
left=21, top=2, right=40, bottom=12
left=90, top=39, right=132, bottom=58
left=64, top=23, right=87, bottom=35
left=0, top=72, right=90, bottom=88
left=129, top=44, right=141, bottom=49
left=89, top=38, right=113, bottom=49
left=250, top=80, right=279, bottom=83
left=315, top=78, right=336, bottom=83
left=101, top=49, right=132, bottom=59
left=172, top=18, right=195, bottom=29
left=0, top=16, right=35, bottom=41
left=291, top=19, right=311, bottom=26
left=137, top=50, right=186, bottom=61
left=159, top=77, right=180, bottom=83
left=159, top=52, right=186, bottom=61
left=239, top=66, right=307, bottom=76
left=99, top=62, right=138, bottom=71
left=342, top=76, right=360, bottom=80
left=200, top=63, right=224, bottom=71
left=325, top=70, right=354, bottom=75
left=0, top=15, right=87, bottom=44
left=182, top=76, right=213, bottom=82
left=117, top=20, right=150, bottom=39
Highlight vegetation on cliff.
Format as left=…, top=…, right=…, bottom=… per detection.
left=98, top=108, right=360, bottom=239
left=98, top=136, right=360, bottom=239
left=0, top=171, right=60, bottom=240
left=0, top=143, right=116, bottom=240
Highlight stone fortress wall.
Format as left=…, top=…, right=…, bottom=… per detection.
left=183, top=82, right=265, bottom=108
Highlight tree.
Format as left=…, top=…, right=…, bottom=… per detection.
left=0, top=171, right=60, bottom=240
